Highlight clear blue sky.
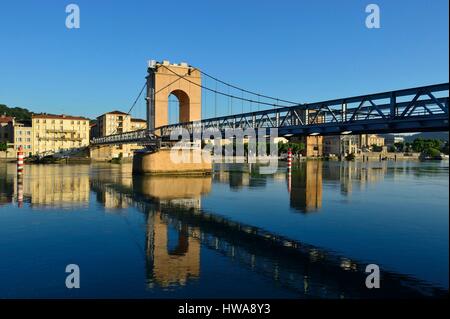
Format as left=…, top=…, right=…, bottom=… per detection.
left=0, top=0, right=448, bottom=120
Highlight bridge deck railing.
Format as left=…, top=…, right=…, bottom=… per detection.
left=91, top=83, right=448, bottom=145
left=91, top=128, right=159, bottom=146
left=158, top=83, right=448, bottom=137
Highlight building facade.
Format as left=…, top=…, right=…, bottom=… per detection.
left=0, top=115, right=15, bottom=158
left=384, top=135, right=405, bottom=146
left=359, top=134, right=385, bottom=150
left=96, top=111, right=131, bottom=137
left=323, top=135, right=360, bottom=156
left=0, top=115, right=14, bottom=145
left=91, top=111, right=147, bottom=160
left=14, top=121, right=33, bottom=156
left=32, top=113, right=90, bottom=156
left=323, top=134, right=385, bottom=156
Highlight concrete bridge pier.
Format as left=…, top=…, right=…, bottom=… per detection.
left=132, top=148, right=212, bottom=175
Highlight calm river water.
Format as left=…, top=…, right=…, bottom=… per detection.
left=0, top=160, right=448, bottom=298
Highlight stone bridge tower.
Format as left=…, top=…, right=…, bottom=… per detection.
left=146, top=60, right=202, bottom=131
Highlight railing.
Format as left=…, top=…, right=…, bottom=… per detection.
left=90, top=83, right=449, bottom=145
left=91, top=129, right=159, bottom=145
left=158, top=83, right=449, bottom=137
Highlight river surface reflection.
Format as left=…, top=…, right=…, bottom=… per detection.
left=0, top=160, right=448, bottom=298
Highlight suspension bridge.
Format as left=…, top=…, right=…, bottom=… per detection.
left=92, top=60, right=449, bottom=147
left=90, top=60, right=449, bottom=173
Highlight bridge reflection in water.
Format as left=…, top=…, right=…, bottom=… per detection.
left=1, top=162, right=446, bottom=297
left=88, top=164, right=444, bottom=298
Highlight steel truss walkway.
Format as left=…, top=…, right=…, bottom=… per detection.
left=91, top=83, right=449, bottom=146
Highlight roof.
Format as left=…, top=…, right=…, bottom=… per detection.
left=0, top=115, right=14, bottom=123
left=32, top=113, right=90, bottom=121
left=15, top=120, right=32, bottom=127
left=131, top=118, right=146, bottom=122
left=106, top=110, right=128, bottom=115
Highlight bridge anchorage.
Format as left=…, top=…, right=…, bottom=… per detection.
left=90, top=60, right=449, bottom=174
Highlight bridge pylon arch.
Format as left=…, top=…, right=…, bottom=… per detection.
left=146, top=60, right=202, bottom=132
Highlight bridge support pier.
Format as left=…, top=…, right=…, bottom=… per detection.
left=132, top=148, right=212, bottom=175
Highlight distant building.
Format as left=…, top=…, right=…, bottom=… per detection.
left=96, top=110, right=131, bottom=137
left=0, top=115, right=15, bottom=157
left=0, top=114, right=14, bottom=144
left=359, top=134, right=384, bottom=150
left=290, top=136, right=323, bottom=157
left=323, top=135, right=359, bottom=156
left=91, top=111, right=147, bottom=160
left=384, top=135, right=404, bottom=146
left=32, top=113, right=90, bottom=156
left=14, top=121, right=33, bottom=156
left=130, top=118, right=147, bottom=131
left=323, top=134, right=385, bottom=156
left=89, top=122, right=98, bottom=140
left=303, top=136, right=323, bottom=157
left=130, top=118, right=147, bottom=153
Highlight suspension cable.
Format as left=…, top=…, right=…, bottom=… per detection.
left=198, top=69, right=300, bottom=105
left=108, top=82, right=147, bottom=136
left=159, top=64, right=298, bottom=108
left=108, top=68, right=200, bottom=135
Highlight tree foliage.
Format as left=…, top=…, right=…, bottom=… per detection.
left=278, top=142, right=305, bottom=156
left=412, top=138, right=442, bottom=153
left=394, top=142, right=404, bottom=152
left=422, top=147, right=441, bottom=158
left=0, top=104, right=32, bottom=121
left=371, top=144, right=383, bottom=152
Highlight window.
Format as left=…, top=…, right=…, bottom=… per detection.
left=51, top=120, right=55, bottom=124
left=36, top=120, right=39, bottom=123
left=26, top=131, right=30, bottom=135
left=71, top=121, right=74, bottom=124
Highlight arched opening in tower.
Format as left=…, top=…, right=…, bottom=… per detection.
left=168, top=89, right=190, bottom=125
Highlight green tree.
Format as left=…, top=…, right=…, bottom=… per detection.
left=394, top=142, right=404, bottom=152
left=422, top=147, right=441, bottom=158
left=277, top=142, right=305, bottom=156
left=0, top=142, right=7, bottom=152
left=0, top=104, right=32, bottom=121
left=412, top=138, right=443, bottom=152
left=404, top=142, right=412, bottom=152
left=371, top=144, right=383, bottom=152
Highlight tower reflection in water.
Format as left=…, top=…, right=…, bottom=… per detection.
left=289, top=160, right=323, bottom=213
left=133, top=176, right=210, bottom=288
left=213, top=161, right=323, bottom=213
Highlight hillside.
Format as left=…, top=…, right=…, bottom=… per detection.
left=404, top=132, right=449, bottom=142
left=380, top=132, right=449, bottom=142
left=0, top=104, right=32, bottom=121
